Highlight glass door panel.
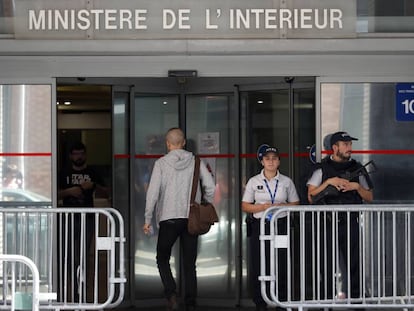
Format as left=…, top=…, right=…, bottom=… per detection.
left=1, top=84, right=52, bottom=200
left=133, top=95, right=179, bottom=299
left=241, top=89, right=290, bottom=176
left=240, top=84, right=315, bottom=203
left=239, top=81, right=315, bottom=302
left=0, top=83, right=52, bottom=284
left=240, top=88, right=291, bottom=301
left=186, top=94, right=237, bottom=300
left=293, top=87, right=316, bottom=203
left=113, top=89, right=131, bottom=300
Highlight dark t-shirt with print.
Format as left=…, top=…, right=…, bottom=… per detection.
left=59, top=166, right=105, bottom=207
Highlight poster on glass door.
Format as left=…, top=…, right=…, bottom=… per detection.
left=198, top=132, right=219, bottom=180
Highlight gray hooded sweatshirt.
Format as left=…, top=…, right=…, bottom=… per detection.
left=144, top=149, right=215, bottom=225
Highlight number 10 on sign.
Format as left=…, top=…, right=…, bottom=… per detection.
left=396, top=83, right=414, bottom=121
left=402, top=99, right=414, bottom=114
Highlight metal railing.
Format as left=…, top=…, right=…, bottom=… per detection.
left=0, top=254, right=40, bottom=311
left=259, top=204, right=414, bottom=310
left=0, top=206, right=126, bottom=310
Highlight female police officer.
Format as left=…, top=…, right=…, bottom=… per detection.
left=242, top=144, right=300, bottom=311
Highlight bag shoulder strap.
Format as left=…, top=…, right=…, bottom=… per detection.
left=190, top=156, right=200, bottom=204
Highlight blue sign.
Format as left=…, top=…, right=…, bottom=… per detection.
left=396, top=83, right=414, bottom=121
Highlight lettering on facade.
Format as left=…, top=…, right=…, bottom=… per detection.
left=12, top=0, right=356, bottom=39
left=28, top=8, right=343, bottom=31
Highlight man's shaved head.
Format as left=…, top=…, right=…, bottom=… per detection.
left=166, top=128, right=185, bottom=148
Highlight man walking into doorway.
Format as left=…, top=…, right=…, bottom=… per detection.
left=143, top=128, right=215, bottom=311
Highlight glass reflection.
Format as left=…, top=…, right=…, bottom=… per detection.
left=321, top=82, right=414, bottom=203
left=0, top=84, right=51, bottom=202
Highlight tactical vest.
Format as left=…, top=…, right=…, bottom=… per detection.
left=320, top=157, right=363, bottom=205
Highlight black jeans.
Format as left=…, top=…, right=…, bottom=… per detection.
left=157, top=218, right=198, bottom=306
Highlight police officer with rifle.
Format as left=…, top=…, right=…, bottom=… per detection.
left=307, top=131, right=374, bottom=308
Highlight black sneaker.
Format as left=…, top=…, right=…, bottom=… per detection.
left=166, top=294, right=178, bottom=311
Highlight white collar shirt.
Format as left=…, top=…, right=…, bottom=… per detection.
left=242, top=169, right=299, bottom=219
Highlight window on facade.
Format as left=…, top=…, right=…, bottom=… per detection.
left=0, top=84, right=52, bottom=202
left=357, top=0, right=414, bottom=33
left=0, top=0, right=14, bottom=34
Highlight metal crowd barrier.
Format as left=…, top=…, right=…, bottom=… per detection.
left=259, top=204, right=414, bottom=310
left=0, top=254, right=40, bottom=311
left=0, top=206, right=126, bottom=310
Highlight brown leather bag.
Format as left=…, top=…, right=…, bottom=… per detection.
left=187, top=156, right=218, bottom=235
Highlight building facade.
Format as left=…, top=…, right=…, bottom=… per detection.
left=0, top=0, right=413, bottom=308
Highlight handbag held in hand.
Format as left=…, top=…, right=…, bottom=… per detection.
left=188, top=156, right=219, bottom=235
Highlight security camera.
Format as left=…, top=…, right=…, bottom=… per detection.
left=284, top=77, right=294, bottom=83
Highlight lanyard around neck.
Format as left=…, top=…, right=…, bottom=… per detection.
left=264, top=178, right=279, bottom=204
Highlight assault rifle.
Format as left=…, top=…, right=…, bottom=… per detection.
left=311, top=160, right=377, bottom=204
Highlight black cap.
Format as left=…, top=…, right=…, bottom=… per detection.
left=330, top=131, right=358, bottom=146
left=257, top=144, right=279, bottom=162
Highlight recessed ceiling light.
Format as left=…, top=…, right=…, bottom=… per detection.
left=64, top=101, right=71, bottom=105
left=257, top=100, right=264, bottom=104
left=163, top=101, right=168, bottom=105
